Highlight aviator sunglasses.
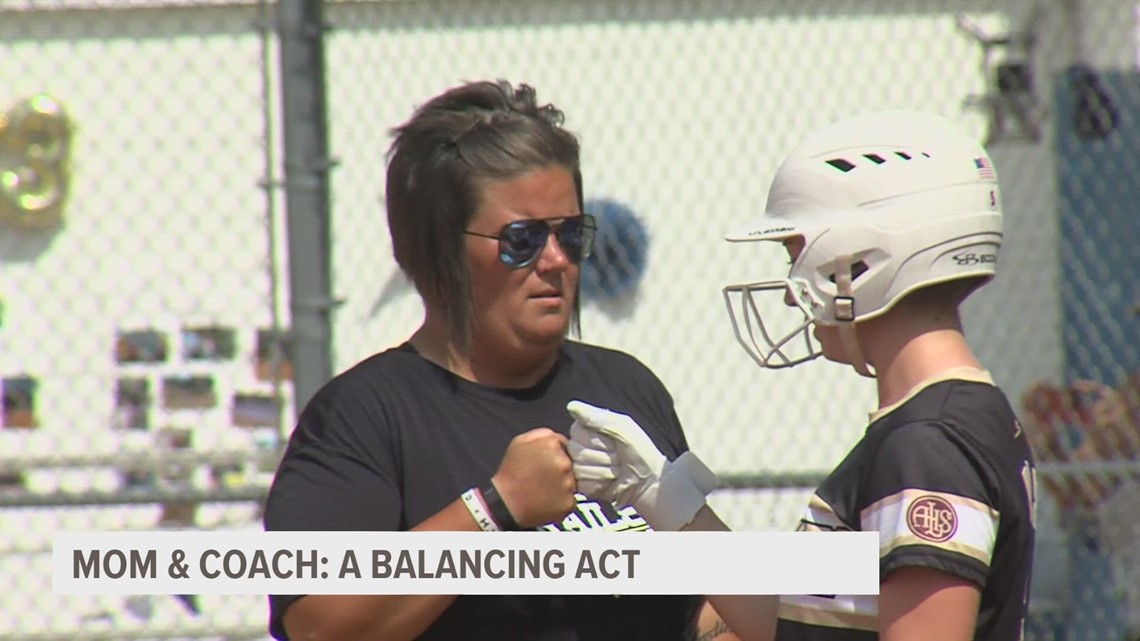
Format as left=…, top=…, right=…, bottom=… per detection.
left=464, top=214, right=597, bottom=269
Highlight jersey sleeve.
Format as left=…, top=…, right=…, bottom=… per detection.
left=860, top=420, right=1000, bottom=588
left=263, top=378, right=403, bottom=639
left=624, top=356, right=691, bottom=459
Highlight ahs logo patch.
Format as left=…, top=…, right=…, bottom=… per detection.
left=539, top=493, right=651, bottom=532
left=906, top=495, right=958, bottom=543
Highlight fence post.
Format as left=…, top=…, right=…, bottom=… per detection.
left=276, top=0, right=336, bottom=417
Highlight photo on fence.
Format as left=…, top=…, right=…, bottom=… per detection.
left=120, top=467, right=157, bottom=490
left=255, top=328, right=293, bottom=382
left=155, top=426, right=193, bottom=450
left=154, top=427, right=195, bottom=492
left=112, top=377, right=151, bottom=430
left=182, top=325, right=236, bottom=362
left=162, top=375, right=216, bottom=410
left=1021, top=371, right=1140, bottom=641
left=159, top=501, right=199, bottom=528
left=0, top=471, right=25, bottom=493
left=2, top=376, right=39, bottom=430
left=210, top=462, right=247, bottom=489
left=115, top=329, right=168, bottom=364
left=253, top=427, right=282, bottom=473
left=231, top=393, right=281, bottom=428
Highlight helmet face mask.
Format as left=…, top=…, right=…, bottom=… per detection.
left=723, top=110, right=1004, bottom=373
left=723, top=277, right=823, bottom=369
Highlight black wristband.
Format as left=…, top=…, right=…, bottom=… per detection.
left=482, top=482, right=523, bottom=531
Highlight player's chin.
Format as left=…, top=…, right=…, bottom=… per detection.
left=812, top=328, right=844, bottom=362
left=819, top=342, right=849, bottom=365
left=822, top=353, right=851, bottom=367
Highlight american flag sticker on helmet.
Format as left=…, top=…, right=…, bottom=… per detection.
left=974, top=157, right=996, bottom=180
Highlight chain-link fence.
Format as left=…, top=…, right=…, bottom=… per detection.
left=325, top=1, right=1140, bottom=640
left=0, top=0, right=288, bottom=638
left=3, top=0, right=1139, bottom=639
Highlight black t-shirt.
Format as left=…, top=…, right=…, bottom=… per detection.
left=775, top=372, right=1037, bottom=641
left=264, top=341, right=704, bottom=640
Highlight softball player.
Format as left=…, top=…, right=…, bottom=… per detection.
left=568, top=110, right=1037, bottom=641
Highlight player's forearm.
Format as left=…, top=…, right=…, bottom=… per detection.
left=702, top=595, right=778, bottom=641
left=696, top=599, right=745, bottom=641
left=681, top=507, right=778, bottom=641
left=282, top=498, right=480, bottom=641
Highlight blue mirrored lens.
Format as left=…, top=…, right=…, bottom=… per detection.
left=498, top=221, right=548, bottom=267
left=495, top=216, right=595, bottom=268
left=555, top=217, right=591, bottom=261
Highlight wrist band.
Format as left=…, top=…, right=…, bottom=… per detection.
left=481, top=481, right=523, bottom=531
left=461, top=488, right=500, bottom=532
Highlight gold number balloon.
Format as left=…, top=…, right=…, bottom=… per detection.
left=0, top=95, right=74, bottom=229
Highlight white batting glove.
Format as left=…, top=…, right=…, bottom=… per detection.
left=566, top=400, right=718, bottom=531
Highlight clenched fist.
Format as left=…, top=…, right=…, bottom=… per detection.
left=491, top=428, right=578, bottom=528
left=566, top=400, right=718, bottom=531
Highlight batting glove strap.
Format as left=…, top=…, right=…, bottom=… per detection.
left=637, top=451, right=718, bottom=532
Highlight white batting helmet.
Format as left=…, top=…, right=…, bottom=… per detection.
left=723, top=110, right=1003, bottom=375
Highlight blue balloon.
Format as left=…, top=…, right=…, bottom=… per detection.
left=581, top=198, right=650, bottom=301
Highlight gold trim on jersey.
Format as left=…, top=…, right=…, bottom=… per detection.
left=861, top=488, right=999, bottom=566
left=796, top=494, right=851, bottom=532
left=881, top=535, right=993, bottom=565
left=869, top=367, right=995, bottom=423
left=861, top=488, right=998, bottom=521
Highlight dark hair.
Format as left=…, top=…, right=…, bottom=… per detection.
left=385, top=80, right=584, bottom=348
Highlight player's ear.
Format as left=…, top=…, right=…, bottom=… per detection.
left=782, top=235, right=806, bottom=263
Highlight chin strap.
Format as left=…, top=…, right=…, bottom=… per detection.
left=833, top=255, right=875, bottom=378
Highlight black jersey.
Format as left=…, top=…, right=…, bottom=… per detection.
left=263, top=341, right=703, bottom=640
left=776, top=370, right=1036, bottom=641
